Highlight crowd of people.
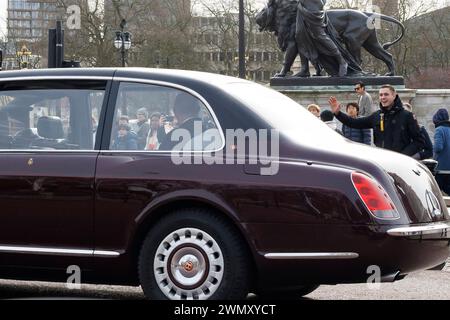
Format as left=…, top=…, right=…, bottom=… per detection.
left=111, top=109, right=177, bottom=152
left=111, top=93, right=217, bottom=153
left=307, top=82, right=450, bottom=195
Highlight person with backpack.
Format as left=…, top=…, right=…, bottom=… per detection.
left=403, top=103, right=433, bottom=160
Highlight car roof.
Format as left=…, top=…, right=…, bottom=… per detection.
left=0, top=68, right=117, bottom=79
left=118, top=67, right=245, bottom=83
left=0, top=68, right=268, bottom=131
left=0, top=67, right=249, bottom=88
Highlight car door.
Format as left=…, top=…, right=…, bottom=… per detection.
left=93, top=80, right=225, bottom=278
left=0, top=78, right=110, bottom=271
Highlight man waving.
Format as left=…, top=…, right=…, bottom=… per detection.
left=329, top=84, right=424, bottom=156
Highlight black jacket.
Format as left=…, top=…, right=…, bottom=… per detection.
left=150, top=126, right=167, bottom=144
left=335, top=95, right=424, bottom=156
left=136, top=121, right=151, bottom=150
left=159, top=117, right=203, bottom=151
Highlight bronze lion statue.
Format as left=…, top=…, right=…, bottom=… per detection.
left=256, top=0, right=405, bottom=77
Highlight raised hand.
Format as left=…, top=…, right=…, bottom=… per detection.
left=328, top=96, right=341, bottom=114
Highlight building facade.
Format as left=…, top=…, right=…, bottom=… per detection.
left=6, top=0, right=62, bottom=69
left=4, top=0, right=286, bottom=83
left=103, top=2, right=284, bottom=83
left=8, top=0, right=59, bottom=42
left=191, top=15, right=283, bottom=83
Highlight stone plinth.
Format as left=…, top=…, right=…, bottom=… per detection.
left=270, top=76, right=405, bottom=90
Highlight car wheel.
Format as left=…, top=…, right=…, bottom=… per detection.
left=258, top=285, right=320, bottom=300
left=138, top=208, right=250, bottom=300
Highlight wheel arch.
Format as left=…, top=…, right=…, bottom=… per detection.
left=128, top=191, right=258, bottom=287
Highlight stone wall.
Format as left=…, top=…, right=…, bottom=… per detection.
left=277, top=88, right=450, bottom=139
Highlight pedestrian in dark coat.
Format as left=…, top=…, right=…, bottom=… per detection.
left=433, top=108, right=450, bottom=195
left=341, top=103, right=371, bottom=145
left=418, top=127, right=433, bottom=160
left=403, top=102, right=433, bottom=160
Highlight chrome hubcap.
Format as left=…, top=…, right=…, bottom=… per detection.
left=170, top=249, right=206, bottom=287
left=154, top=228, right=224, bottom=300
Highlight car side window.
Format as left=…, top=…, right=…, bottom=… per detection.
left=109, top=82, right=223, bottom=152
left=0, top=87, right=105, bottom=150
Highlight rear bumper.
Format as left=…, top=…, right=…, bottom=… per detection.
left=387, top=222, right=450, bottom=238
left=248, top=223, right=450, bottom=290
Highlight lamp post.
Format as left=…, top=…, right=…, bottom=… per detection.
left=17, top=45, right=32, bottom=69
left=238, top=0, right=246, bottom=79
left=114, top=19, right=132, bottom=67
left=234, top=54, right=249, bottom=79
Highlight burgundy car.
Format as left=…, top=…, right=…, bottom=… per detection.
left=0, top=68, right=448, bottom=300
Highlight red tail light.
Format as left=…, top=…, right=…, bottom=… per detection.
left=351, top=172, right=399, bottom=220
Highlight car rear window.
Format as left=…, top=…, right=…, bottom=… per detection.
left=223, top=82, right=345, bottom=148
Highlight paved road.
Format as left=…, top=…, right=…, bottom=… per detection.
left=0, top=265, right=449, bottom=300
left=308, top=269, right=450, bottom=300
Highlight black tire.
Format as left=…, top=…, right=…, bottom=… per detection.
left=138, top=208, right=251, bottom=300
left=258, top=285, right=320, bottom=300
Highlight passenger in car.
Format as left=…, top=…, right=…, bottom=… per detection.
left=136, top=108, right=150, bottom=150
left=111, top=124, right=138, bottom=150
left=160, top=113, right=175, bottom=134
left=37, top=116, right=65, bottom=140
left=158, top=93, right=203, bottom=151
left=201, top=109, right=216, bottom=130
left=145, top=112, right=167, bottom=151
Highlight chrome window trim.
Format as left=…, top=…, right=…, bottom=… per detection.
left=264, top=252, right=359, bottom=260
left=0, top=150, right=99, bottom=153
left=0, top=76, right=110, bottom=153
left=111, top=77, right=226, bottom=154
left=0, top=76, right=226, bottom=155
left=0, top=75, right=112, bottom=82
left=0, top=245, right=120, bottom=257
